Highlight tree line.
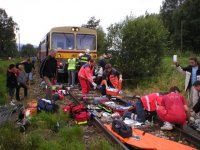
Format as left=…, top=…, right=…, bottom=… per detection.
left=0, top=0, right=199, bottom=82
left=0, top=9, right=36, bottom=58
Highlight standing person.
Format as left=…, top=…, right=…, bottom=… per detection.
left=101, top=63, right=122, bottom=96
left=98, top=55, right=106, bottom=70
left=94, top=64, right=103, bottom=85
left=175, top=57, right=200, bottom=107
left=67, top=57, right=77, bottom=87
left=190, top=81, right=200, bottom=116
left=157, top=86, right=189, bottom=130
left=40, top=50, right=57, bottom=88
left=6, top=64, right=18, bottom=105
left=16, top=65, right=28, bottom=101
left=22, top=58, right=35, bottom=87
left=79, top=49, right=91, bottom=67
left=78, top=59, right=97, bottom=98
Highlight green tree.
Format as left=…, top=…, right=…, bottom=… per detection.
left=160, top=0, right=200, bottom=53
left=21, top=44, right=37, bottom=57
left=82, top=16, right=100, bottom=29
left=82, top=16, right=108, bottom=54
left=108, top=15, right=169, bottom=82
left=172, top=0, right=200, bottom=52
left=0, top=8, right=18, bottom=57
left=97, top=26, right=107, bottom=54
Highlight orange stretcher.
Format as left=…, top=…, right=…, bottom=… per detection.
left=104, top=124, right=196, bottom=150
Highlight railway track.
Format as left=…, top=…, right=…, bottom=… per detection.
left=67, top=88, right=200, bottom=150
left=69, top=89, right=131, bottom=150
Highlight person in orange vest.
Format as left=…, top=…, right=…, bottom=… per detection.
left=157, top=86, right=189, bottom=130
left=101, top=63, right=122, bottom=96
left=78, top=59, right=97, bottom=97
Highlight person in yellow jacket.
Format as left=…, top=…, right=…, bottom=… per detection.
left=67, top=57, right=77, bottom=87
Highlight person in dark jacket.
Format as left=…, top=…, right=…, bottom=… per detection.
left=175, top=57, right=200, bottom=107
left=101, top=63, right=122, bottom=96
left=40, top=50, right=57, bottom=87
left=78, top=49, right=91, bottom=68
left=22, top=58, right=35, bottom=87
left=6, top=64, right=18, bottom=105
left=98, top=55, right=106, bottom=70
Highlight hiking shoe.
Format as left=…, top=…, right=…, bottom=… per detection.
left=161, top=122, right=173, bottom=130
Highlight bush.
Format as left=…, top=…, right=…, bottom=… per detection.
left=108, top=14, right=169, bottom=84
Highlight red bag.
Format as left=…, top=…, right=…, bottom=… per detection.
left=74, top=111, right=89, bottom=122
left=71, top=104, right=86, bottom=114
left=62, top=103, right=74, bottom=114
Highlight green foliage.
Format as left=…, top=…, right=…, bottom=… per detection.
left=89, top=138, right=116, bottom=150
left=0, top=8, right=18, bottom=58
left=160, top=0, right=200, bottom=53
left=97, top=26, right=108, bottom=54
left=108, top=14, right=169, bottom=83
left=0, top=123, right=26, bottom=150
left=82, top=16, right=100, bottom=29
left=21, top=44, right=37, bottom=57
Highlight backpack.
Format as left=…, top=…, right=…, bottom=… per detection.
left=112, top=120, right=132, bottom=138
left=37, top=99, right=57, bottom=112
left=64, top=104, right=89, bottom=124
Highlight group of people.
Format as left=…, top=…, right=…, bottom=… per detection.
left=6, top=58, right=35, bottom=105
left=37, top=49, right=200, bottom=131
left=39, top=49, right=123, bottom=99
left=126, top=57, right=200, bottom=130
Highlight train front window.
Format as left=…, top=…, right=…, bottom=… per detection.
left=52, top=33, right=74, bottom=50
left=76, top=34, right=96, bottom=50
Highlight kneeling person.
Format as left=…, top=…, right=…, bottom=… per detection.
left=101, top=63, right=122, bottom=96
left=157, top=86, right=189, bottom=130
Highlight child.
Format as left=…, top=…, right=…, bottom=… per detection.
left=16, top=65, right=28, bottom=101
left=6, top=64, right=18, bottom=105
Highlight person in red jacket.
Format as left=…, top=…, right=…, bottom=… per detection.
left=78, top=59, right=97, bottom=97
left=157, top=86, right=189, bottom=130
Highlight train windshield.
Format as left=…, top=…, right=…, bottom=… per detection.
left=52, top=33, right=74, bottom=50
left=76, top=34, right=96, bottom=50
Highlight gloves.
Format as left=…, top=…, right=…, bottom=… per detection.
left=92, top=82, right=97, bottom=89
left=92, top=76, right=96, bottom=79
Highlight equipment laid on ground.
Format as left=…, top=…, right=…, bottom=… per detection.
left=105, top=124, right=196, bottom=150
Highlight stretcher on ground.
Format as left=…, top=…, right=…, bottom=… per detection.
left=104, top=124, right=196, bottom=150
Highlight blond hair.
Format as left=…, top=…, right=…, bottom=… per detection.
left=18, top=64, right=24, bottom=71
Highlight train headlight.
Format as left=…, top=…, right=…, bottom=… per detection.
left=57, top=54, right=61, bottom=58
left=71, top=27, right=75, bottom=31
left=75, top=27, right=79, bottom=31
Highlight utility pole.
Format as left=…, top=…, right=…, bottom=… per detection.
left=18, top=32, right=20, bottom=57
left=16, top=26, right=20, bottom=57
left=181, top=20, right=183, bottom=53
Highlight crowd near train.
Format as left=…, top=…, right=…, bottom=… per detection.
left=6, top=26, right=200, bottom=133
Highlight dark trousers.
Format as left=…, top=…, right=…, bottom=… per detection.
left=16, top=83, right=28, bottom=101
left=193, top=98, right=200, bottom=113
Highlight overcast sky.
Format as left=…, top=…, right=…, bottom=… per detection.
left=1, top=0, right=163, bottom=46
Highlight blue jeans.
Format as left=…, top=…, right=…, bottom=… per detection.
left=68, top=70, right=75, bottom=86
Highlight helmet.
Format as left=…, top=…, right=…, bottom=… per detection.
left=85, top=49, right=90, bottom=54
left=79, top=53, right=83, bottom=57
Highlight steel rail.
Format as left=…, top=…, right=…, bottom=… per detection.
left=68, top=90, right=131, bottom=150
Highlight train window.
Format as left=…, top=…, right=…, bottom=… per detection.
left=52, top=33, right=74, bottom=50
left=76, top=34, right=96, bottom=50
